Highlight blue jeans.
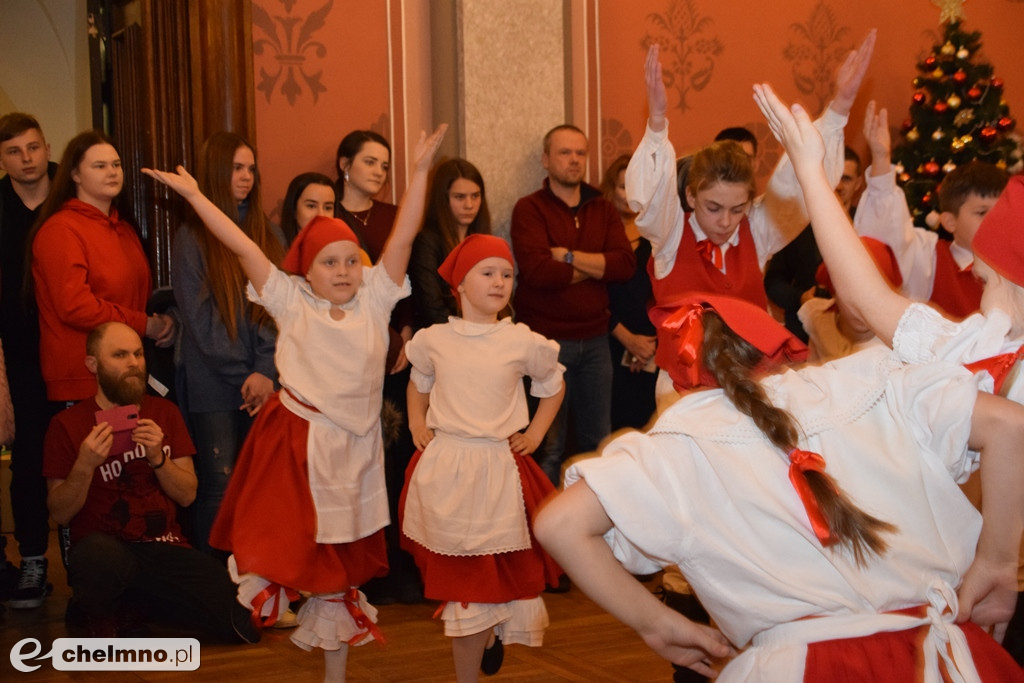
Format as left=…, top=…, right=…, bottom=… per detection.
left=188, top=410, right=253, bottom=554
left=535, top=334, right=612, bottom=485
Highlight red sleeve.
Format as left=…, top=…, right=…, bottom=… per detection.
left=510, top=198, right=575, bottom=290
left=32, top=219, right=150, bottom=335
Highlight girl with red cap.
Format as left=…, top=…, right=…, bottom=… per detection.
left=399, top=233, right=565, bottom=681
left=755, top=81, right=1024, bottom=668
left=143, top=124, right=446, bottom=680
left=535, top=294, right=1024, bottom=681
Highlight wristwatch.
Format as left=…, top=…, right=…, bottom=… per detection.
left=563, top=250, right=574, bottom=265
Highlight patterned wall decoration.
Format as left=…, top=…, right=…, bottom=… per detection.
left=642, top=0, right=723, bottom=113
left=601, top=117, right=634, bottom=163
left=252, top=0, right=332, bottom=105
left=783, top=1, right=852, bottom=114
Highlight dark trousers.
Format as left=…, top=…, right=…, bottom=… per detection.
left=67, top=533, right=248, bottom=642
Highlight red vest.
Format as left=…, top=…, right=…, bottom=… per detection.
left=930, top=240, right=982, bottom=320
left=647, top=215, right=768, bottom=309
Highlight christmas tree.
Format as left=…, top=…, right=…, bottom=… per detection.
left=891, top=19, right=1021, bottom=229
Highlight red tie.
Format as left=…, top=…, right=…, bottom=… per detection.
left=697, top=239, right=723, bottom=270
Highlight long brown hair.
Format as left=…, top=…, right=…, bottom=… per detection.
left=701, top=311, right=896, bottom=566
left=25, top=130, right=122, bottom=298
left=194, top=132, right=283, bottom=339
left=423, top=158, right=492, bottom=253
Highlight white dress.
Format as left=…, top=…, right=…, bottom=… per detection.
left=567, top=346, right=984, bottom=681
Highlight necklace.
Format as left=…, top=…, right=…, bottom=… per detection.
left=347, top=201, right=373, bottom=227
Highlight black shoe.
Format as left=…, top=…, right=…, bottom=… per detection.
left=10, top=557, right=52, bottom=609
left=544, top=574, right=570, bottom=594
left=230, top=604, right=262, bottom=644
left=480, top=634, right=504, bottom=676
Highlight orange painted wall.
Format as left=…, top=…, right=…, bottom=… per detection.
left=250, top=1, right=1024, bottom=220
left=593, top=0, right=1024, bottom=188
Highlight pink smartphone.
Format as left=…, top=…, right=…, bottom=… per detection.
left=95, top=404, right=139, bottom=454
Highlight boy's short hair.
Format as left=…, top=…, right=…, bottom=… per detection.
left=0, top=112, right=43, bottom=144
left=843, top=146, right=861, bottom=174
left=938, top=161, right=1009, bottom=215
left=714, top=127, right=758, bottom=156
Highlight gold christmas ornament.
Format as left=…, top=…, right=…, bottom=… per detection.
left=951, top=137, right=965, bottom=151
left=947, top=94, right=961, bottom=108
left=931, top=0, right=966, bottom=23
left=942, top=161, right=957, bottom=173
left=932, top=68, right=945, bottom=79
left=907, top=128, right=920, bottom=142
left=932, top=129, right=945, bottom=141
left=954, top=109, right=975, bottom=127
left=956, top=48, right=969, bottom=60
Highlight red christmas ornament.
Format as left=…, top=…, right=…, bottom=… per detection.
left=898, top=173, right=911, bottom=184
left=967, top=86, right=983, bottom=101
left=952, top=70, right=967, bottom=84
left=992, top=77, right=1004, bottom=91
left=922, top=192, right=933, bottom=205
left=997, top=116, right=1016, bottom=132
left=933, top=101, right=949, bottom=114
left=912, top=91, right=927, bottom=105
left=980, top=126, right=998, bottom=142
left=924, top=55, right=937, bottom=68
left=923, top=161, right=941, bottom=176
left=901, top=118, right=914, bottom=132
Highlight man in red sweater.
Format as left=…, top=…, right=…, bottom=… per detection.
left=511, top=125, right=635, bottom=488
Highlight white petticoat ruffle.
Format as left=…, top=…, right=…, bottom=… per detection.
left=439, top=596, right=548, bottom=647
left=228, top=555, right=292, bottom=623
left=290, top=591, right=380, bottom=652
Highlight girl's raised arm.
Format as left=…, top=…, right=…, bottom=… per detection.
left=143, top=166, right=273, bottom=294
left=380, top=125, right=448, bottom=287
left=753, top=84, right=909, bottom=346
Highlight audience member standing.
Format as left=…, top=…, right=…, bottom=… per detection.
left=172, top=132, right=284, bottom=555
left=510, top=125, right=635, bottom=486
left=410, top=158, right=493, bottom=330
left=0, top=113, right=57, bottom=610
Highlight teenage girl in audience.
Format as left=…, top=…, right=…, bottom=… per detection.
left=536, top=292, right=1024, bottom=681
left=602, top=154, right=657, bottom=429
left=400, top=234, right=565, bottom=682
left=30, top=130, right=174, bottom=405
left=172, top=131, right=284, bottom=556
left=280, top=172, right=336, bottom=246
left=144, top=124, right=446, bottom=681
left=409, top=158, right=492, bottom=329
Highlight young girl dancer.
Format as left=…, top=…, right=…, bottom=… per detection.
left=143, top=124, right=446, bottom=681
left=400, top=234, right=565, bottom=682
left=536, top=293, right=1024, bottom=681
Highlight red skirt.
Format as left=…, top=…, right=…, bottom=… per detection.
left=399, top=449, right=563, bottom=604
left=804, top=608, right=1024, bottom=681
left=210, top=393, right=388, bottom=594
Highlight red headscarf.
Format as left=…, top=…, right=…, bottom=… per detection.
left=281, top=216, right=360, bottom=276
left=437, top=234, right=514, bottom=300
left=973, top=175, right=1024, bottom=288
left=649, top=294, right=808, bottom=391
left=815, top=236, right=903, bottom=295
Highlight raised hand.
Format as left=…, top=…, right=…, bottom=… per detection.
left=413, top=124, right=448, bottom=173
left=142, top=165, right=201, bottom=200
left=645, top=44, right=669, bottom=132
left=753, top=84, right=825, bottom=181
left=862, top=101, right=892, bottom=174
left=830, top=29, right=877, bottom=117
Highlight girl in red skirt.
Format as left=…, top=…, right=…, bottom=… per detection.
left=143, top=124, right=445, bottom=681
left=400, top=234, right=565, bottom=681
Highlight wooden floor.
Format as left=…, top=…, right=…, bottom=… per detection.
left=0, top=532, right=672, bottom=681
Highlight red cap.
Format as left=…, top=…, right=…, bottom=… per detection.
left=437, top=234, right=514, bottom=299
left=815, top=236, right=903, bottom=295
left=281, top=216, right=360, bottom=276
left=973, top=175, right=1024, bottom=288
left=649, top=294, right=808, bottom=391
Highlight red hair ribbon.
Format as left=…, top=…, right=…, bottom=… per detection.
left=788, top=449, right=835, bottom=547
left=965, top=345, right=1024, bottom=396
left=249, top=582, right=300, bottom=629
left=661, top=303, right=706, bottom=388
left=327, top=588, right=387, bottom=645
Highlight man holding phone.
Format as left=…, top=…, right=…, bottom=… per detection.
left=42, top=322, right=257, bottom=641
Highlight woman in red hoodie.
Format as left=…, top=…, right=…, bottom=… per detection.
left=29, top=130, right=173, bottom=404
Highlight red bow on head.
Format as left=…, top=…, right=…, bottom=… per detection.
left=658, top=303, right=707, bottom=388
left=788, top=449, right=835, bottom=547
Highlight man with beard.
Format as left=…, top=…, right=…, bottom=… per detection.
left=510, top=125, right=634, bottom=490
left=42, top=322, right=258, bottom=641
